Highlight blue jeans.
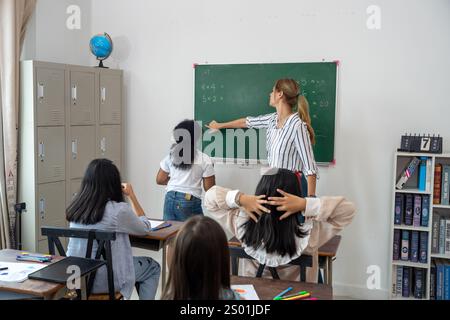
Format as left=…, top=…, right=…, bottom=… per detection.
left=133, top=256, right=160, bottom=300
left=163, top=191, right=203, bottom=222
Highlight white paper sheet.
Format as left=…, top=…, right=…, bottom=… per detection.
left=0, top=262, right=47, bottom=283
left=231, top=284, right=260, bottom=300
left=148, top=219, right=165, bottom=229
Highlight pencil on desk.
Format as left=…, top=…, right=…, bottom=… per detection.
left=273, top=286, right=292, bottom=300
left=273, top=290, right=308, bottom=300
left=282, top=293, right=311, bottom=300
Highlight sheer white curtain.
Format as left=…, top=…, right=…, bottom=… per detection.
left=0, top=0, right=36, bottom=249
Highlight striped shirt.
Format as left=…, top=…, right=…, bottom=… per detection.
left=246, top=113, right=318, bottom=175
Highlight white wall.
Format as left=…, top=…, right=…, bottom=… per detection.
left=24, top=0, right=450, bottom=299
left=22, top=0, right=92, bottom=65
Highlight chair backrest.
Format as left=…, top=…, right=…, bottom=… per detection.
left=41, top=226, right=117, bottom=300
left=228, top=239, right=312, bottom=281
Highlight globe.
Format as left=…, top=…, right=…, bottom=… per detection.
left=90, top=33, right=113, bottom=68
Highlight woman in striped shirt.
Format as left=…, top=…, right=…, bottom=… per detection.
left=206, top=79, right=318, bottom=197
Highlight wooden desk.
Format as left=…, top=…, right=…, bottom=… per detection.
left=318, top=235, right=341, bottom=285
left=0, top=249, right=65, bottom=300
left=231, top=275, right=333, bottom=300
left=130, top=220, right=183, bottom=292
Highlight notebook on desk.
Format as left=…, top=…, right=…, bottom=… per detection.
left=28, top=256, right=106, bottom=284
left=148, top=219, right=171, bottom=231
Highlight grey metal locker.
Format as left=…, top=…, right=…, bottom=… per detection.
left=37, top=126, right=66, bottom=184
left=70, top=179, right=82, bottom=201
left=36, top=67, right=65, bottom=126
left=69, top=126, right=95, bottom=179
left=37, top=181, right=66, bottom=241
left=98, top=125, right=122, bottom=171
left=20, top=61, right=123, bottom=252
left=70, top=70, right=95, bottom=125
left=99, top=73, right=122, bottom=124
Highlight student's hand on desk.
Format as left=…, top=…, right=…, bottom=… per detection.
left=267, top=189, right=306, bottom=221
left=121, top=183, right=134, bottom=197
left=239, top=194, right=270, bottom=223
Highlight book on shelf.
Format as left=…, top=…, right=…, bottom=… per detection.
left=396, top=266, right=403, bottom=297
left=436, top=259, right=444, bottom=300
left=430, top=261, right=436, bottom=300
left=439, top=218, right=446, bottom=254
left=404, top=194, right=414, bottom=226
left=414, top=268, right=425, bottom=299
left=434, top=164, right=442, bottom=205
left=394, top=194, right=404, bottom=225
left=426, top=158, right=433, bottom=192
left=413, top=195, right=422, bottom=227
left=402, top=267, right=411, bottom=297
left=441, top=165, right=450, bottom=205
left=393, top=229, right=401, bottom=260
left=418, top=157, right=427, bottom=191
left=445, top=261, right=450, bottom=300
left=446, top=219, right=450, bottom=255
left=396, top=157, right=420, bottom=190
left=421, top=195, right=430, bottom=227
left=432, top=213, right=440, bottom=253
left=401, top=230, right=410, bottom=261
left=410, top=231, right=419, bottom=263
left=419, top=231, right=428, bottom=264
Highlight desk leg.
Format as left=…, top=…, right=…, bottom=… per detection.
left=328, top=257, right=333, bottom=285
left=161, top=242, right=167, bottom=293
left=323, top=257, right=329, bottom=285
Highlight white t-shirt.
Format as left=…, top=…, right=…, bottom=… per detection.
left=160, top=150, right=215, bottom=199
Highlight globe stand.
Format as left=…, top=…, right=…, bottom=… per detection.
left=96, top=59, right=109, bottom=69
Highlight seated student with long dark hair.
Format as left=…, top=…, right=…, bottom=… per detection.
left=66, top=159, right=160, bottom=300
left=204, top=168, right=356, bottom=282
left=162, top=215, right=241, bottom=300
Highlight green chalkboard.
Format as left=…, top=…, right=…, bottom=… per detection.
left=194, top=62, right=337, bottom=163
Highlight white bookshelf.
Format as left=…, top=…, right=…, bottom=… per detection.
left=389, top=152, right=450, bottom=300
left=395, top=189, right=431, bottom=195
left=394, top=225, right=430, bottom=232
left=430, top=253, right=450, bottom=259
left=433, top=205, right=450, bottom=209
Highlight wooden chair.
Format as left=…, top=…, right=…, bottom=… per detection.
left=41, top=226, right=122, bottom=300
left=228, top=237, right=312, bottom=281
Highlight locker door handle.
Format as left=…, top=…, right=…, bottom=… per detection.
left=101, top=87, right=106, bottom=103
left=72, top=85, right=77, bottom=105
left=38, top=142, right=45, bottom=162
left=100, top=137, right=106, bottom=154
left=38, top=83, right=45, bottom=102
left=72, top=139, right=78, bottom=159
left=39, top=198, right=45, bottom=220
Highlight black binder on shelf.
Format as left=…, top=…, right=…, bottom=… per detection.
left=28, top=256, right=105, bottom=284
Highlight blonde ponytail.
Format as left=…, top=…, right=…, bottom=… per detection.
left=297, top=96, right=316, bottom=145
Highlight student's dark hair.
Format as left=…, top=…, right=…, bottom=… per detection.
left=170, top=119, right=201, bottom=170
left=162, top=215, right=231, bottom=300
left=66, top=159, right=124, bottom=225
left=241, top=168, right=309, bottom=257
